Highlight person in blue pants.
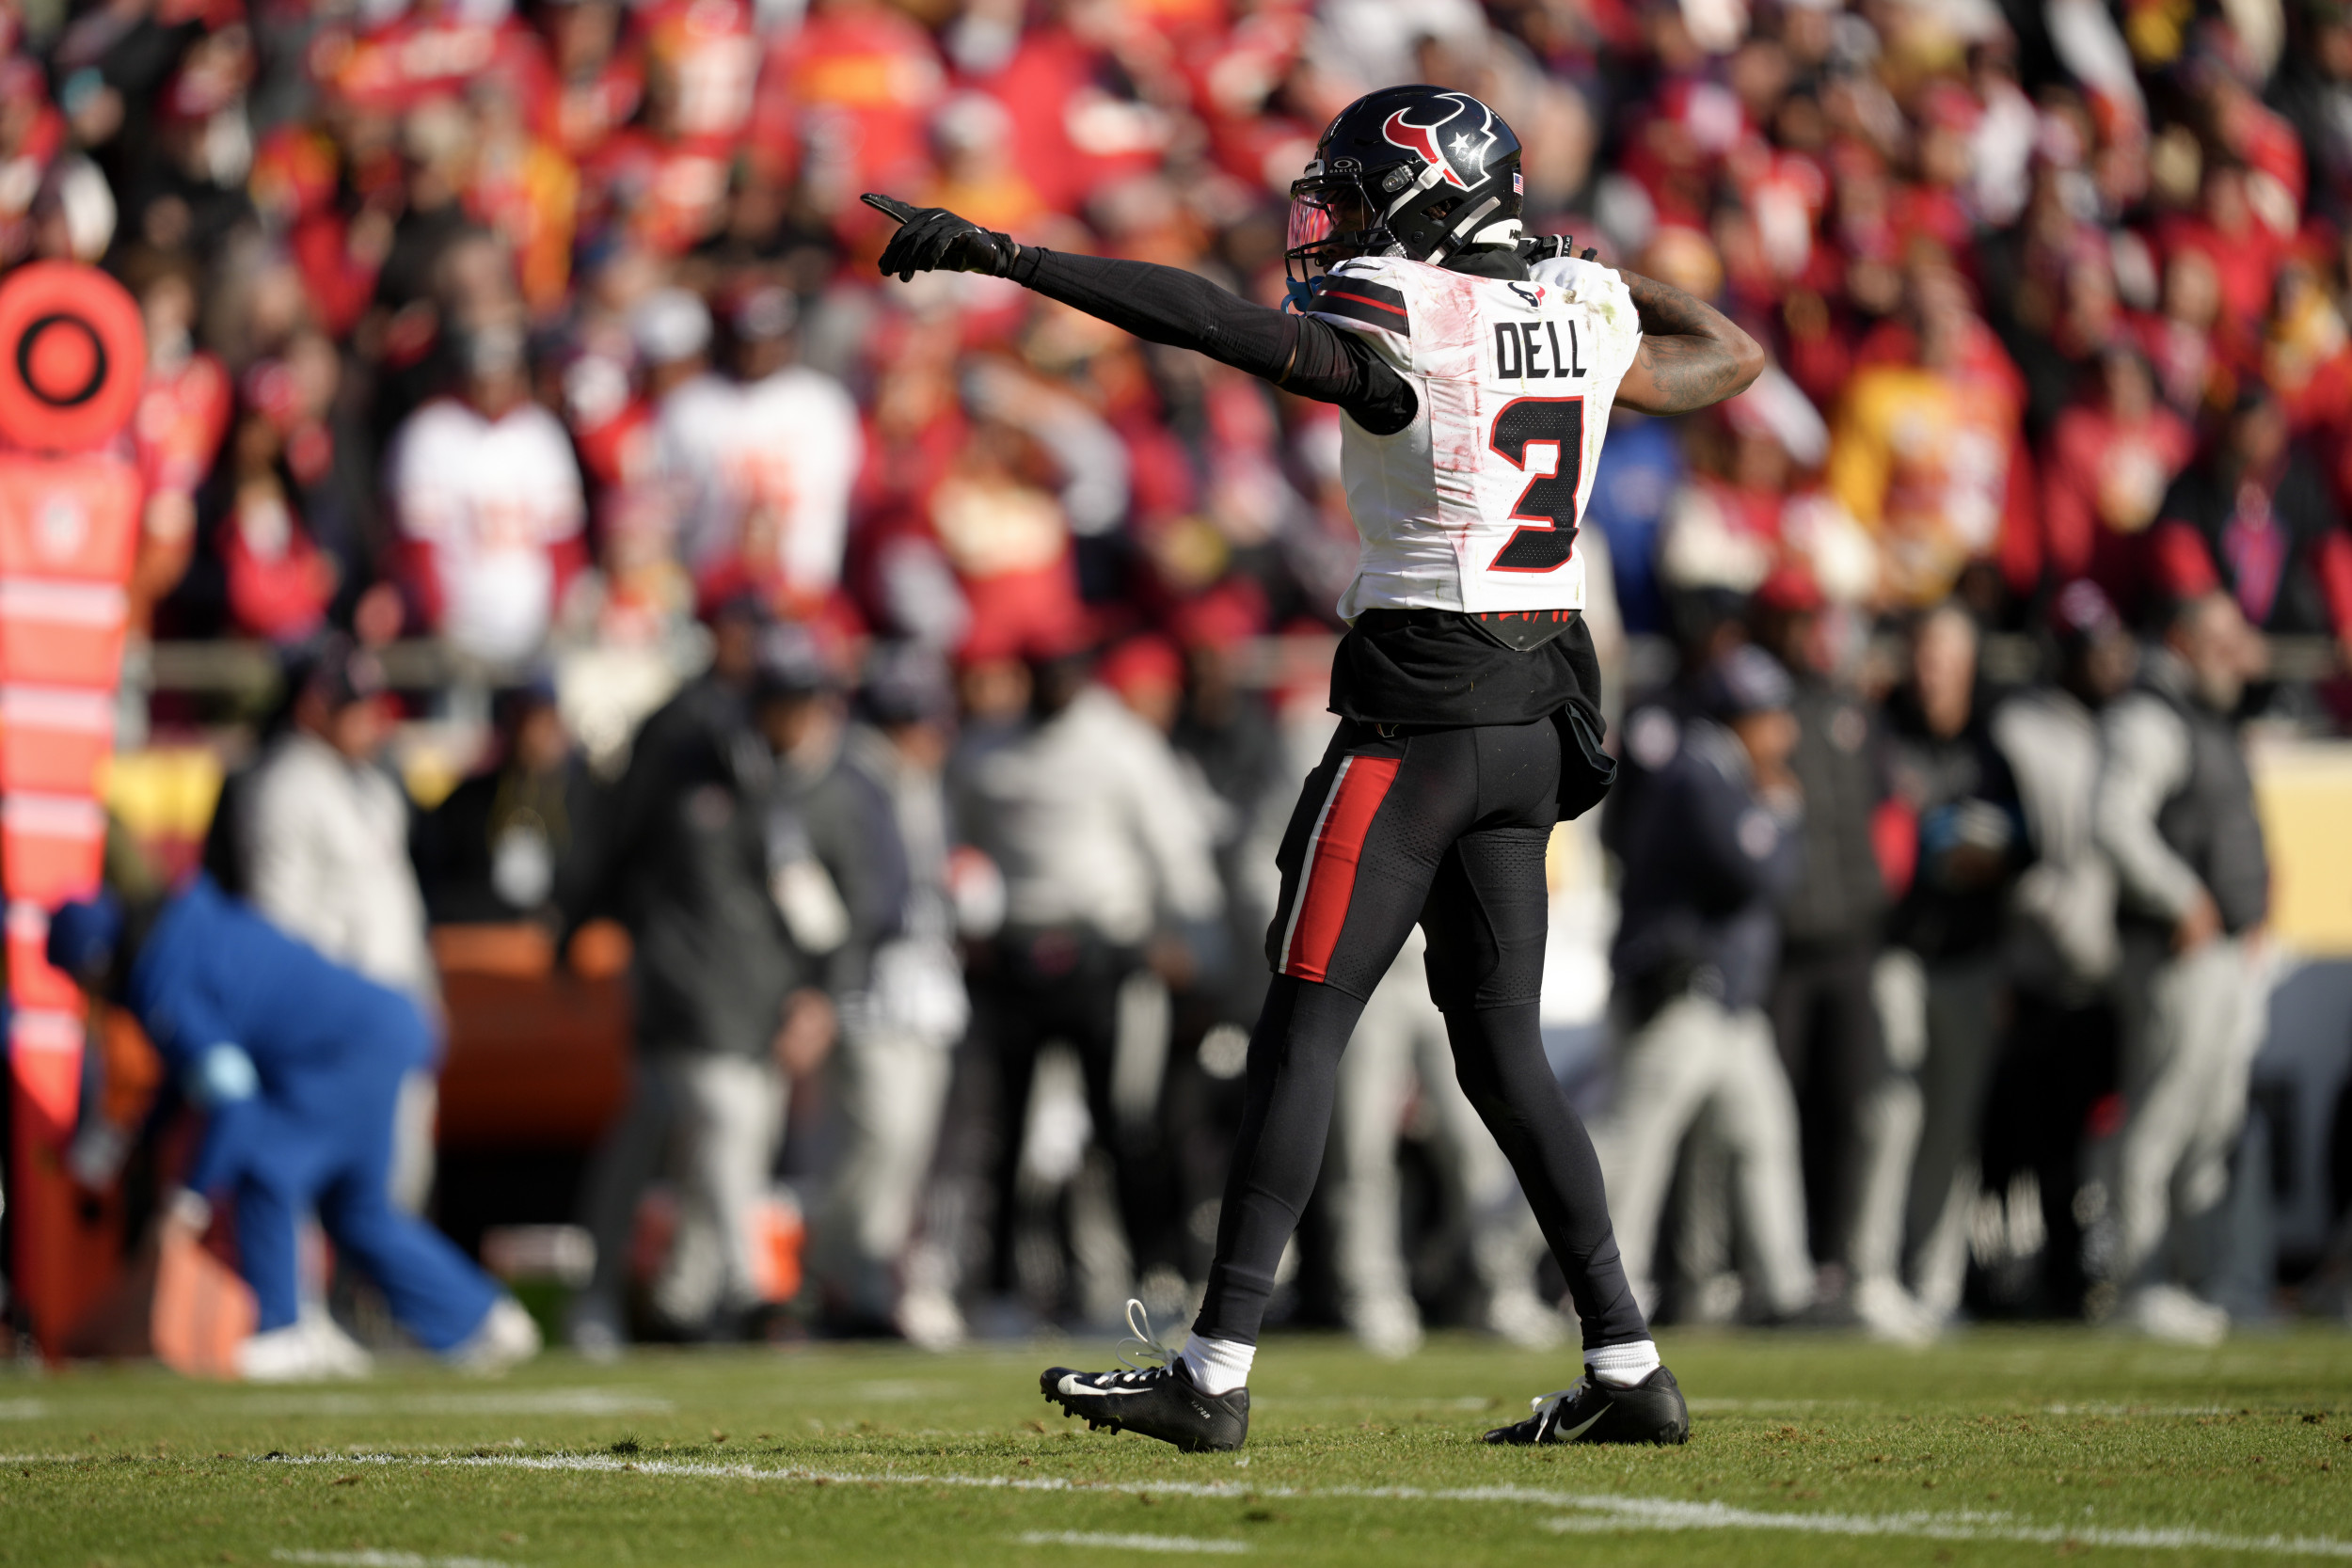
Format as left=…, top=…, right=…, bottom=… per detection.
left=47, top=875, right=538, bottom=1380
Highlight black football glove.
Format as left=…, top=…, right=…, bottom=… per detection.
left=863, top=193, right=1020, bottom=282
left=1518, top=233, right=1601, bottom=262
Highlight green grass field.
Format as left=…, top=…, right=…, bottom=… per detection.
left=4, top=1328, right=2351, bottom=1566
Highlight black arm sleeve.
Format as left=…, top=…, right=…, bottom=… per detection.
left=1010, top=247, right=1417, bottom=436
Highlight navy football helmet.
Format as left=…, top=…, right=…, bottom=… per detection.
left=1286, top=85, right=1525, bottom=277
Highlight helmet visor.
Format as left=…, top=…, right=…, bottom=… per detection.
left=1285, top=176, right=1374, bottom=266
left=1285, top=194, right=1334, bottom=256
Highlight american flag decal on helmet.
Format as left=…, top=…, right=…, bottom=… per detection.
left=1513, top=171, right=1523, bottom=195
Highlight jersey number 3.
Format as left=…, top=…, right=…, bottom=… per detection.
left=1486, top=395, right=1583, bottom=573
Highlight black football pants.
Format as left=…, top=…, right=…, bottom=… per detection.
left=1191, top=718, right=1649, bottom=1350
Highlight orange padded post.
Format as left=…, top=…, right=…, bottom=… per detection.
left=0, top=261, right=147, bottom=1353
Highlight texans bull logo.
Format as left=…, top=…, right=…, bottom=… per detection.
left=1380, top=92, right=1499, bottom=191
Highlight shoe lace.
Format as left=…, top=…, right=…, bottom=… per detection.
left=1111, top=1298, right=1180, bottom=1384
left=1526, top=1378, right=1590, bottom=1436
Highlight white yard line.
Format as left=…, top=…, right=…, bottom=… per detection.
left=1543, top=1497, right=2352, bottom=1557
left=270, top=1552, right=518, bottom=1568
left=246, top=1451, right=2352, bottom=1559
left=0, top=1400, right=48, bottom=1420
left=1013, top=1532, right=1249, bottom=1554
left=237, top=1390, right=675, bottom=1418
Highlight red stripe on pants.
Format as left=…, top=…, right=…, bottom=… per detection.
left=1279, top=754, right=1401, bottom=983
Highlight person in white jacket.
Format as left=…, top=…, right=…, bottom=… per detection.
left=236, top=640, right=440, bottom=1217
left=956, top=645, right=1224, bottom=1311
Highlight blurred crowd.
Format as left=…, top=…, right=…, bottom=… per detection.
left=20, top=0, right=2352, bottom=672
left=8, top=0, right=2352, bottom=1359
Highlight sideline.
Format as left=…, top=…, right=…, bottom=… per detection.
left=246, top=1450, right=2352, bottom=1559
left=1541, top=1498, right=2352, bottom=1554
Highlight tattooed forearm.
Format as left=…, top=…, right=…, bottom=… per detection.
left=1623, top=270, right=1724, bottom=339
left=1614, top=268, right=1766, bottom=416
left=1634, top=334, right=1752, bottom=411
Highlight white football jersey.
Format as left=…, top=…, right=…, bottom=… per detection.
left=653, top=367, right=864, bottom=598
left=385, top=398, right=586, bottom=663
left=1300, top=253, right=1645, bottom=620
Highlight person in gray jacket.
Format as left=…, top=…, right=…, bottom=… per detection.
left=560, top=617, right=842, bottom=1349
left=804, top=645, right=971, bottom=1341
left=2093, top=591, right=2271, bottom=1343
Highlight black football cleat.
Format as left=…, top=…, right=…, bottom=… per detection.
left=1041, top=1301, right=1250, bottom=1453
left=1483, top=1367, right=1691, bottom=1446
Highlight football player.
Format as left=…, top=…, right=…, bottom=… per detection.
left=867, top=82, right=1762, bottom=1451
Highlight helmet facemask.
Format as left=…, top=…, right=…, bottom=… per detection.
left=1285, top=155, right=1521, bottom=287
left=1285, top=165, right=1391, bottom=284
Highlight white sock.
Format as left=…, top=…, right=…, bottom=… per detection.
left=1586, top=1338, right=1661, bottom=1389
left=1178, top=1333, right=1254, bottom=1396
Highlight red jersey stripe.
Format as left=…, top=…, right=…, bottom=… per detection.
left=1319, top=288, right=1408, bottom=317
left=1277, top=753, right=1402, bottom=983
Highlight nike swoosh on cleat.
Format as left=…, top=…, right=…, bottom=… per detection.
left=1552, top=1408, right=1607, bottom=1442
left=1059, top=1377, right=1152, bottom=1398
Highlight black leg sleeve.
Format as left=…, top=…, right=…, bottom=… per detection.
left=1415, top=754, right=1647, bottom=1350
left=1443, top=1001, right=1648, bottom=1348
left=1191, top=975, right=1371, bottom=1343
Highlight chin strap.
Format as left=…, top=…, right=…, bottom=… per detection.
left=1286, top=235, right=1410, bottom=309
left=1426, top=195, right=1504, bottom=261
